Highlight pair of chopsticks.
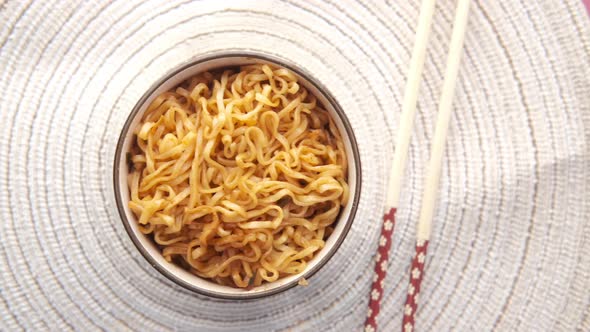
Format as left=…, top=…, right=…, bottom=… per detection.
left=364, top=1, right=471, bottom=331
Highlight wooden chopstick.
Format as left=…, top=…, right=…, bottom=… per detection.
left=364, top=1, right=437, bottom=331
left=402, top=1, right=471, bottom=331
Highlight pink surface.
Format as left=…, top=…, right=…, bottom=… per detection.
left=584, top=0, right=590, bottom=15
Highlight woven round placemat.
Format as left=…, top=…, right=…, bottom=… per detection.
left=1, top=1, right=589, bottom=331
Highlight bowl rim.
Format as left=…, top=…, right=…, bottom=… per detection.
left=113, top=50, right=362, bottom=299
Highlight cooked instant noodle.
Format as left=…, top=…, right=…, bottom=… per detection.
left=127, top=63, right=349, bottom=288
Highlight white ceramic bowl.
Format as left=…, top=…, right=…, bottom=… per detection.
left=114, top=51, right=361, bottom=299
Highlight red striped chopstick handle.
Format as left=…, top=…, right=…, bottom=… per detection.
left=364, top=207, right=397, bottom=332
left=401, top=239, right=429, bottom=332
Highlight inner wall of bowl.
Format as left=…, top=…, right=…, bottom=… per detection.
left=117, top=55, right=358, bottom=297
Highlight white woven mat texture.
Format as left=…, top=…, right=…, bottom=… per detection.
left=1, top=1, right=589, bottom=331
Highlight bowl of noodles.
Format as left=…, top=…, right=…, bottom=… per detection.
left=114, top=51, right=361, bottom=299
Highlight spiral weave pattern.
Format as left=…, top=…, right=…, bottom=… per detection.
left=1, top=1, right=589, bottom=331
